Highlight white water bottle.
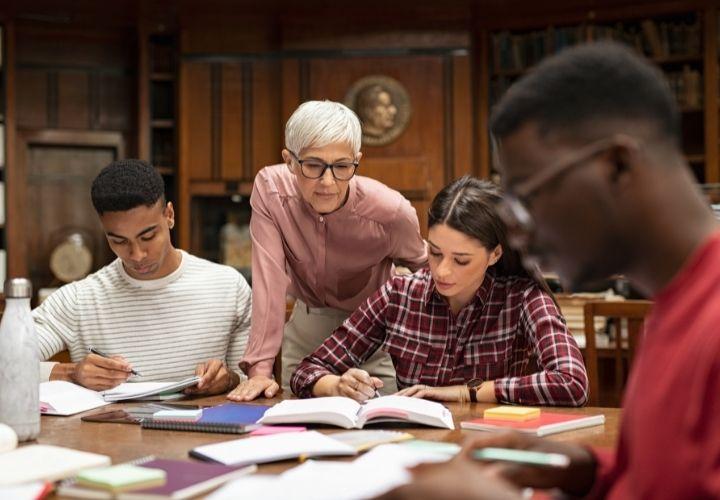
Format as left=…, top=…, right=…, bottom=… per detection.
left=0, top=278, right=40, bottom=441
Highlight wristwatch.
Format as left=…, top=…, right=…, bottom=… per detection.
left=467, top=378, right=484, bottom=403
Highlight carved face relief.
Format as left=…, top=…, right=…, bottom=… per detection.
left=345, top=75, right=411, bottom=147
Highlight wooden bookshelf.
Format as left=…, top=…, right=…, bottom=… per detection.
left=479, top=7, right=719, bottom=184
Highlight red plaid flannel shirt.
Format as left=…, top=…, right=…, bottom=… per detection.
left=291, top=268, right=588, bottom=406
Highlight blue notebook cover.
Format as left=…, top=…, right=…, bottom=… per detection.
left=199, top=403, right=270, bottom=424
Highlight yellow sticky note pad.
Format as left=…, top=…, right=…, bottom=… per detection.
left=483, top=406, right=541, bottom=422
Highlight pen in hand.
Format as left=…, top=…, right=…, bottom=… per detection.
left=340, top=344, right=381, bottom=398
left=89, top=347, right=142, bottom=376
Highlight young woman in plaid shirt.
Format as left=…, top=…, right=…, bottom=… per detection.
left=291, top=176, right=588, bottom=406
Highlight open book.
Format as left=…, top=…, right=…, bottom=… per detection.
left=100, top=377, right=200, bottom=402
left=258, top=396, right=455, bottom=430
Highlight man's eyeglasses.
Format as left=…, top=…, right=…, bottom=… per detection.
left=495, top=135, right=639, bottom=250
left=289, top=151, right=359, bottom=181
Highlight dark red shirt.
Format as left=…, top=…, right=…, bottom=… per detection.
left=291, top=268, right=588, bottom=406
left=592, top=231, right=720, bottom=498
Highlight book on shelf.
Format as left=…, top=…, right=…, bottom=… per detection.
left=258, top=395, right=455, bottom=430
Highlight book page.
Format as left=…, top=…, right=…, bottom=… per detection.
left=358, top=396, right=454, bottom=429
left=39, top=381, right=110, bottom=416
left=259, top=397, right=361, bottom=428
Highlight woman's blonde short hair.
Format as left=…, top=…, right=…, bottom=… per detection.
left=285, top=100, right=362, bottom=155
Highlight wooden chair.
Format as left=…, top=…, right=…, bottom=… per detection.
left=583, top=300, right=653, bottom=406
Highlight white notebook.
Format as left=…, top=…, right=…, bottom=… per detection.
left=190, top=430, right=357, bottom=466
left=258, top=396, right=455, bottom=430
left=0, top=445, right=110, bottom=486
left=40, top=381, right=110, bottom=416
left=100, top=377, right=200, bottom=402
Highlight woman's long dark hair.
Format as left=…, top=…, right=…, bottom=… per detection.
left=428, top=176, right=555, bottom=298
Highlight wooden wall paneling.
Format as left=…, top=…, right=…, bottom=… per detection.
left=178, top=61, right=211, bottom=249
left=5, top=21, right=22, bottom=279
left=251, top=59, right=282, bottom=176
left=15, top=68, right=47, bottom=129
left=220, top=62, right=244, bottom=180
left=138, top=24, right=151, bottom=161
left=97, top=72, right=133, bottom=131
left=180, top=62, right=213, bottom=182
left=57, top=71, right=89, bottom=129
left=476, top=28, right=491, bottom=180
left=280, top=58, right=301, bottom=130
left=450, top=51, right=474, bottom=179
left=703, top=6, right=718, bottom=183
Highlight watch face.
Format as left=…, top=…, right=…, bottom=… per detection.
left=49, top=240, right=93, bottom=283
left=467, top=378, right=483, bottom=388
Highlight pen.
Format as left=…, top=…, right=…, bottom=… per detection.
left=339, top=344, right=381, bottom=398
left=472, top=447, right=570, bottom=468
left=90, top=347, right=142, bottom=376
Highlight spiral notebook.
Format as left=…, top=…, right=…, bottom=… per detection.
left=140, top=403, right=270, bottom=434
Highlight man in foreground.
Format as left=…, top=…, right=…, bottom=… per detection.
left=381, top=42, right=720, bottom=499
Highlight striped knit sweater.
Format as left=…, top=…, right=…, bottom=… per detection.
left=35, top=250, right=251, bottom=382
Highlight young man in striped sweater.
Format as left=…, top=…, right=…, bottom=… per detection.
left=35, top=159, right=251, bottom=396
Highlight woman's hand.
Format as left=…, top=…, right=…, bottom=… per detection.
left=226, top=375, right=280, bottom=401
left=314, top=369, right=383, bottom=402
left=396, top=384, right=469, bottom=402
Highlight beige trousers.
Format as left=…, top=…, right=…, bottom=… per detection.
left=282, top=299, right=398, bottom=395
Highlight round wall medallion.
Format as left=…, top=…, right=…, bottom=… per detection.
left=344, top=75, right=412, bottom=147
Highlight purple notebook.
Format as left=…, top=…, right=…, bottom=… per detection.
left=58, top=458, right=256, bottom=499
left=120, top=459, right=255, bottom=499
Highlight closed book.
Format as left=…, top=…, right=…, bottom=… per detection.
left=58, top=458, right=256, bottom=500
left=461, top=412, right=605, bottom=437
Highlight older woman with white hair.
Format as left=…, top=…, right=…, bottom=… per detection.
left=229, top=100, right=427, bottom=401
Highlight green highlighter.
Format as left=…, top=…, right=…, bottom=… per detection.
left=473, top=447, right=570, bottom=468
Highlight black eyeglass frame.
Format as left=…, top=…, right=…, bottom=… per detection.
left=288, top=150, right=359, bottom=180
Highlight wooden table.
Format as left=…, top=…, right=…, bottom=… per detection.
left=37, top=396, right=621, bottom=496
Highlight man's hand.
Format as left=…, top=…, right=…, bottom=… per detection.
left=395, top=384, right=468, bottom=402
left=459, top=431, right=597, bottom=496
left=51, top=353, right=132, bottom=390
left=227, top=375, right=280, bottom=401
left=376, top=456, right=523, bottom=500
left=184, top=359, right=240, bottom=396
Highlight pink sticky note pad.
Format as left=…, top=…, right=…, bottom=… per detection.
left=249, top=425, right=307, bottom=436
